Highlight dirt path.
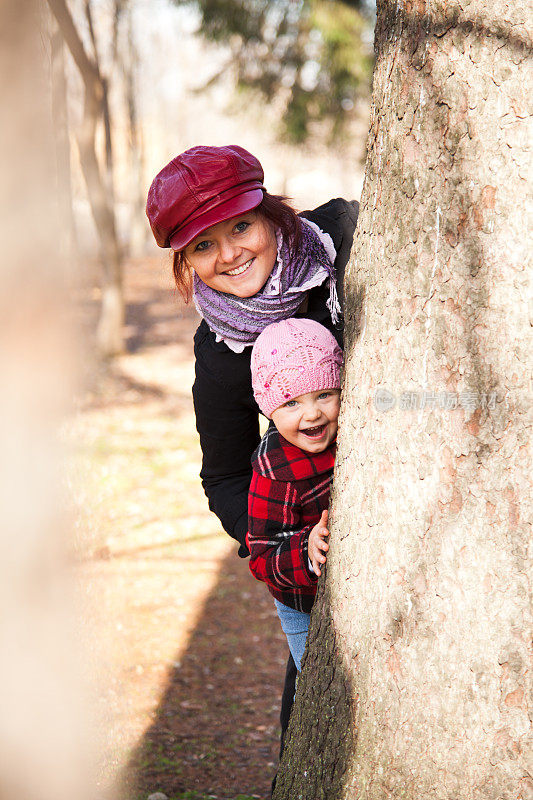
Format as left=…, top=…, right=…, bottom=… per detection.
left=69, top=257, right=287, bottom=800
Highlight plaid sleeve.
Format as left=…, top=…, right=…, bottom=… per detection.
left=247, top=471, right=317, bottom=592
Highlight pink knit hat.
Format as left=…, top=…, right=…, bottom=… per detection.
left=251, top=318, right=343, bottom=418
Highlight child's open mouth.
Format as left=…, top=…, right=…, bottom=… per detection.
left=301, top=424, right=327, bottom=439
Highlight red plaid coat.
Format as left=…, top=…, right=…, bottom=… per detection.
left=247, top=426, right=335, bottom=613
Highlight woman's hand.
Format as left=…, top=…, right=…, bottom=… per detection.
left=308, top=509, right=330, bottom=577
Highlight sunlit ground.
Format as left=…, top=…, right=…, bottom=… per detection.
left=65, top=259, right=284, bottom=799
left=66, top=280, right=230, bottom=792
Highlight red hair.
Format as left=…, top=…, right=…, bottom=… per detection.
left=171, top=193, right=302, bottom=302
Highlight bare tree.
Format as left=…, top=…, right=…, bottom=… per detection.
left=47, top=0, right=124, bottom=357
left=112, top=0, right=147, bottom=256
left=51, top=21, right=78, bottom=263
left=84, top=0, right=115, bottom=205
left=274, top=0, right=531, bottom=797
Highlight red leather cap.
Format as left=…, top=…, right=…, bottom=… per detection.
left=146, top=145, right=265, bottom=250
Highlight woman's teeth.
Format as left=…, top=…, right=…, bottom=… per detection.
left=226, top=259, right=252, bottom=276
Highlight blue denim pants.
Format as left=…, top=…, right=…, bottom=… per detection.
left=274, top=599, right=311, bottom=673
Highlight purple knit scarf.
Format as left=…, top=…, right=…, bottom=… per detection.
left=192, top=221, right=339, bottom=350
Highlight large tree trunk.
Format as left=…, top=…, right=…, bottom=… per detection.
left=274, top=1, right=531, bottom=797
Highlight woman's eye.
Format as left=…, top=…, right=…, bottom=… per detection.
left=194, top=239, right=211, bottom=252
left=284, top=400, right=297, bottom=408
left=234, top=220, right=250, bottom=234
left=318, top=392, right=331, bottom=400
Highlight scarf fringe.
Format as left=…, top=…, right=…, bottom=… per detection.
left=327, top=277, right=341, bottom=325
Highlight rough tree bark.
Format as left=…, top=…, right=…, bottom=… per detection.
left=47, top=0, right=124, bottom=357
left=274, top=1, right=531, bottom=798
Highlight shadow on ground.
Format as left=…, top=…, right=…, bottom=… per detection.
left=120, top=549, right=288, bottom=800
left=77, top=256, right=290, bottom=800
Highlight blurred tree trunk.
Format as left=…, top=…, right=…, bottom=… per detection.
left=85, top=0, right=115, bottom=206
left=274, top=1, right=531, bottom=798
left=51, top=22, right=77, bottom=264
left=125, top=5, right=148, bottom=256
left=113, top=0, right=147, bottom=256
left=47, top=0, right=124, bottom=357
left=0, top=2, right=95, bottom=798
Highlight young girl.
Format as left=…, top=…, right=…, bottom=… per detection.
left=248, top=318, right=343, bottom=671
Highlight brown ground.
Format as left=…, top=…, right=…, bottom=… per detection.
left=68, top=256, right=288, bottom=800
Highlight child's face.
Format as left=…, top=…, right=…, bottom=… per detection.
left=271, top=388, right=340, bottom=454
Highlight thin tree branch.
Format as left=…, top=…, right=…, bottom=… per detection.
left=46, top=0, right=100, bottom=94
left=84, top=0, right=100, bottom=70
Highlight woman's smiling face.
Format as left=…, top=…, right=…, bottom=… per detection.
left=183, top=212, right=278, bottom=297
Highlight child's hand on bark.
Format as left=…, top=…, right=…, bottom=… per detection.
left=308, top=509, right=330, bottom=577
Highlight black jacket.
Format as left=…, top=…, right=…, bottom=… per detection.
left=192, top=198, right=359, bottom=556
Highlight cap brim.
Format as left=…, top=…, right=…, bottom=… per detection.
left=169, top=188, right=264, bottom=251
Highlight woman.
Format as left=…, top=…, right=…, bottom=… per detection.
left=146, top=143, right=358, bottom=762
